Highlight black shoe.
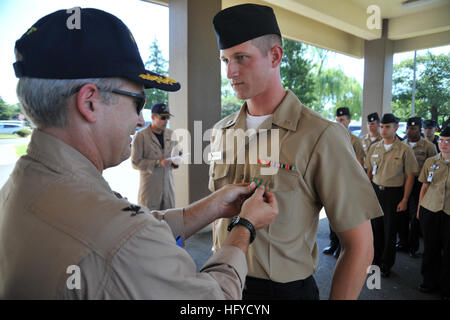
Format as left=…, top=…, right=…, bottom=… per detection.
left=381, top=265, right=390, bottom=278
left=396, top=244, right=409, bottom=252
left=323, top=244, right=338, bottom=255
left=419, top=284, right=438, bottom=293
left=409, top=250, right=419, bottom=258
left=333, top=245, right=341, bottom=259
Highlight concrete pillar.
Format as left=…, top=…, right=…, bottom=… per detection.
left=169, top=0, right=222, bottom=207
left=362, top=19, right=393, bottom=135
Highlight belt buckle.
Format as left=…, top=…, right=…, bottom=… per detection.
left=379, top=186, right=385, bottom=191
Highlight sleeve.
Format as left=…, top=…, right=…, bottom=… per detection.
left=418, top=158, right=431, bottom=184
left=364, top=144, right=374, bottom=171
left=353, top=138, right=366, bottom=164
left=131, top=132, right=159, bottom=171
left=309, top=124, right=383, bottom=232
left=106, top=220, right=247, bottom=299
left=404, top=147, right=419, bottom=176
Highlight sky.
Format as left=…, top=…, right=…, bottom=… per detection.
left=0, top=0, right=448, bottom=105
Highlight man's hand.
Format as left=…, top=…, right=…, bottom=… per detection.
left=214, top=182, right=258, bottom=218
left=159, top=158, right=172, bottom=168
left=239, top=186, right=278, bottom=230
left=397, top=198, right=408, bottom=212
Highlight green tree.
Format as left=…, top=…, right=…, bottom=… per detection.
left=392, top=51, right=450, bottom=127
left=0, top=97, right=21, bottom=120
left=144, top=38, right=169, bottom=108
left=221, top=77, right=243, bottom=118
left=280, top=39, right=316, bottom=109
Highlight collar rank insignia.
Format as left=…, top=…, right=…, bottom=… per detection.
left=122, top=204, right=144, bottom=216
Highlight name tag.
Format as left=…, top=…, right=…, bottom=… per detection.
left=208, top=151, right=222, bottom=161
left=372, top=162, right=378, bottom=175
left=427, top=172, right=434, bottom=183
left=371, top=154, right=379, bottom=158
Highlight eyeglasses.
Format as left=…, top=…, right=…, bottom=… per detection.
left=110, top=89, right=146, bottom=115
left=67, top=85, right=146, bottom=115
left=438, top=139, right=450, bottom=145
left=160, top=115, right=170, bottom=121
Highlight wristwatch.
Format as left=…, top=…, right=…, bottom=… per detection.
left=227, top=216, right=256, bottom=244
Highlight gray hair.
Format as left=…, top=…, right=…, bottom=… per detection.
left=16, top=77, right=125, bottom=128
left=250, top=34, right=283, bottom=57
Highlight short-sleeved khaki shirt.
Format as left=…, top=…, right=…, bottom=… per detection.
left=208, top=90, right=382, bottom=283
left=0, top=130, right=247, bottom=299
left=361, top=133, right=382, bottom=155
left=350, top=133, right=366, bottom=164
left=402, top=138, right=437, bottom=172
left=418, top=154, right=450, bottom=215
left=365, top=139, right=419, bottom=187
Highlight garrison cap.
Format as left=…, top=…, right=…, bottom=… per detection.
left=441, top=126, right=450, bottom=137
left=381, top=113, right=399, bottom=124
left=423, top=119, right=438, bottom=128
left=151, top=102, right=174, bottom=117
left=407, top=117, right=422, bottom=127
left=336, top=107, right=350, bottom=117
left=13, top=8, right=180, bottom=92
left=213, top=4, right=281, bottom=50
left=367, top=112, right=380, bottom=122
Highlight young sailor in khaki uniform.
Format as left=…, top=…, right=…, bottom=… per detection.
left=323, top=107, right=366, bottom=258
left=132, top=102, right=180, bottom=210
left=397, top=117, right=437, bottom=256
left=361, top=112, right=382, bottom=156
left=0, top=8, right=279, bottom=299
left=210, top=3, right=382, bottom=300
left=423, top=119, right=440, bottom=153
left=365, top=113, right=419, bottom=277
left=417, top=126, right=450, bottom=300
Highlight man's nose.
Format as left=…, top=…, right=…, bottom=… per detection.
left=137, top=112, right=145, bottom=127
left=227, top=61, right=239, bottom=79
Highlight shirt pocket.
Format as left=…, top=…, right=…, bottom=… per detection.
left=209, top=161, right=230, bottom=191
left=271, top=167, right=300, bottom=192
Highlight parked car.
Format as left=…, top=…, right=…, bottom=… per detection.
left=0, top=121, right=27, bottom=135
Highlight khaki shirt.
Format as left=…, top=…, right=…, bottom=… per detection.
left=365, top=139, right=419, bottom=187
left=361, top=133, right=382, bottom=155
left=0, top=130, right=246, bottom=299
left=403, top=138, right=437, bottom=172
left=350, top=133, right=365, bottom=164
left=208, top=90, right=382, bottom=283
left=131, top=126, right=180, bottom=210
left=418, top=154, right=450, bottom=215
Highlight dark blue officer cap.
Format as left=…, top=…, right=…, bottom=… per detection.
left=213, top=4, right=281, bottom=50
left=407, top=117, right=422, bottom=127
left=151, top=102, right=174, bottom=117
left=367, top=112, right=380, bottom=122
left=423, top=119, right=437, bottom=128
left=441, top=126, right=450, bottom=137
left=13, top=8, right=180, bottom=92
left=381, top=113, right=399, bottom=124
left=336, top=107, right=350, bottom=117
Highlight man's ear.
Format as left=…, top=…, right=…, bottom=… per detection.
left=270, top=45, right=283, bottom=68
left=75, top=83, right=101, bottom=123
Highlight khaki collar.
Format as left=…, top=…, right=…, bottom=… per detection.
left=219, top=90, right=302, bottom=132
left=27, top=129, right=107, bottom=188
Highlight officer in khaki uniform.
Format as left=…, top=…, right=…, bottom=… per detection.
left=397, top=117, right=437, bottom=256
left=365, top=113, right=419, bottom=277
left=423, top=119, right=440, bottom=153
left=210, top=4, right=382, bottom=300
left=417, top=126, right=450, bottom=300
left=132, top=102, right=181, bottom=210
left=322, top=107, right=366, bottom=258
left=361, top=112, right=382, bottom=156
left=0, top=8, right=279, bottom=299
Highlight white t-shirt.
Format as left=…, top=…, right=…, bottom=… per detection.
left=384, top=143, right=393, bottom=151
left=246, top=112, right=272, bottom=130
left=370, top=137, right=378, bottom=142
left=409, top=142, right=417, bottom=148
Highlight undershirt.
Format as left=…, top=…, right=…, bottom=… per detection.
left=246, top=112, right=272, bottom=130
left=153, top=131, right=164, bottom=149
left=384, top=143, right=393, bottom=151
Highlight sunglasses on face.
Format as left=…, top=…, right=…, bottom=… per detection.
left=110, top=89, right=146, bottom=115
left=159, top=115, right=170, bottom=121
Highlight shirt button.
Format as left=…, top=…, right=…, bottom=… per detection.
left=269, top=182, right=274, bottom=188
left=211, top=173, right=215, bottom=178
left=240, top=175, right=244, bottom=180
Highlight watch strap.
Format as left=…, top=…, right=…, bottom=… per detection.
left=227, top=216, right=256, bottom=244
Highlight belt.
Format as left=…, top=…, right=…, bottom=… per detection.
left=374, top=184, right=402, bottom=191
